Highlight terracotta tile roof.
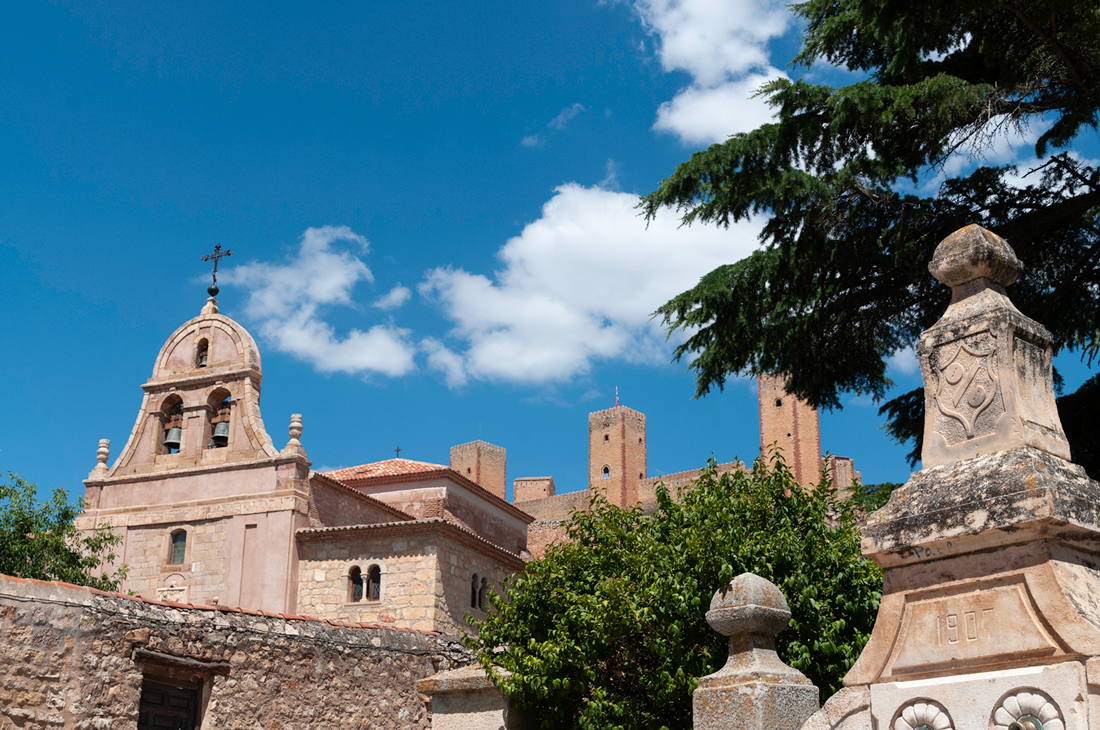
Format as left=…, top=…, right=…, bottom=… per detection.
left=324, top=458, right=447, bottom=481
left=297, top=518, right=529, bottom=570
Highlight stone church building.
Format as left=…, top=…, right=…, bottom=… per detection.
left=76, top=289, right=860, bottom=633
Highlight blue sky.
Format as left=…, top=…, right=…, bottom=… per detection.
left=2, top=0, right=1096, bottom=502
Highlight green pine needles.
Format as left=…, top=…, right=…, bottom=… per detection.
left=470, top=457, right=882, bottom=730
left=642, top=0, right=1100, bottom=473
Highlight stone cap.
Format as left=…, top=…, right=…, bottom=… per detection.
left=706, top=573, right=791, bottom=638
left=416, top=664, right=511, bottom=694
left=929, top=224, right=1021, bottom=288
left=863, top=446, right=1100, bottom=567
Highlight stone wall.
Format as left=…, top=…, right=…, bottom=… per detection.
left=122, top=517, right=230, bottom=605
left=296, top=520, right=523, bottom=634
left=0, top=573, right=471, bottom=730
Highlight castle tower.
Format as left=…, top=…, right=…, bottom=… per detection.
left=450, top=440, right=507, bottom=500
left=758, top=374, right=821, bottom=489
left=588, top=406, right=646, bottom=507
left=79, top=288, right=311, bottom=612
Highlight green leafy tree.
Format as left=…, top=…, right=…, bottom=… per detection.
left=471, top=458, right=882, bottom=730
left=0, top=473, right=128, bottom=591
left=641, top=0, right=1100, bottom=474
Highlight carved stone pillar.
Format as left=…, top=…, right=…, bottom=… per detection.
left=918, top=224, right=1070, bottom=467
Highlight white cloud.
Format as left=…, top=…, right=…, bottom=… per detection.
left=887, top=346, right=919, bottom=375
left=599, top=159, right=620, bottom=190
left=624, top=0, right=791, bottom=144
left=631, top=0, right=790, bottom=85
left=549, top=103, right=586, bottom=130
left=373, top=284, right=412, bottom=310
left=221, top=226, right=417, bottom=378
left=421, top=338, right=468, bottom=388
left=419, top=183, right=762, bottom=386
left=521, top=134, right=541, bottom=147
left=653, top=72, right=784, bottom=145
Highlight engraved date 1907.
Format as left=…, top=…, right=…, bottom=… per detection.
left=936, top=608, right=994, bottom=645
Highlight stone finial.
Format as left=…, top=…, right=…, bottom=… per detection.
left=694, top=573, right=818, bottom=730
left=200, top=296, right=219, bottom=316
left=917, top=224, right=1070, bottom=468
left=89, top=438, right=110, bottom=478
left=929, top=224, right=1021, bottom=291
left=282, top=413, right=306, bottom=457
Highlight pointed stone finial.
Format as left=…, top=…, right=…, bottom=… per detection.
left=201, top=295, right=219, bottom=316
left=694, top=573, right=818, bottom=730
left=89, top=438, right=110, bottom=478
left=917, top=224, right=1070, bottom=468
left=282, top=413, right=306, bottom=457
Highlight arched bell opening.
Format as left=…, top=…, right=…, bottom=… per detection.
left=194, top=338, right=209, bottom=368
left=206, top=388, right=233, bottom=449
left=159, top=395, right=185, bottom=454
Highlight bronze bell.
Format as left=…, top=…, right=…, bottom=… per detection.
left=198, top=352, right=208, bottom=367
left=212, top=421, right=230, bottom=446
left=163, top=426, right=182, bottom=450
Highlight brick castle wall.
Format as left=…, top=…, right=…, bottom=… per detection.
left=758, top=374, right=822, bottom=489
left=588, top=407, right=646, bottom=507
left=513, top=476, right=555, bottom=503
left=450, top=441, right=507, bottom=501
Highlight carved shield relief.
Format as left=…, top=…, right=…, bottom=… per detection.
left=931, top=333, right=1005, bottom=445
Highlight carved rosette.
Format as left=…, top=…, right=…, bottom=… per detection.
left=894, top=700, right=953, bottom=730
left=993, top=690, right=1063, bottom=730
left=931, top=332, right=1004, bottom=444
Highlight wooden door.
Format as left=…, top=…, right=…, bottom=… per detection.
left=137, top=679, right=199, bottom=730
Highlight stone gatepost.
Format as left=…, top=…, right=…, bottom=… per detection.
left=694, top=572, right=819, bottom=730
left=417, top=665, right=536, bottom=730
left=802, top=224, right=1100, bottom=730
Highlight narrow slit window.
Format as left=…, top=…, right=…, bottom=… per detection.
left=470, top=573, right=479, bottom=608
left=602, top=466, right=610, bottom=480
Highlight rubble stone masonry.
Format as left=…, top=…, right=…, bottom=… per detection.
left=0, top=574, right=471, bottom=730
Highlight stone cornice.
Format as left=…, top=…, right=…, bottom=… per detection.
left=83, top=452, right=311, bottom=488
left=77, top=491, right=311, bottom=529
left=141, top=367, right=262, bottom=393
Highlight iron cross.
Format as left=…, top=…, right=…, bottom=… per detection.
left=201, top=243, right=233, bottom=285
left=395, top=446, right=402, bottom=457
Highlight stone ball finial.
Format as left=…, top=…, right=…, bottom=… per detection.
left=928, top=224, right=1022, bottom=289
left=706, top=572, right=791, bottom=638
